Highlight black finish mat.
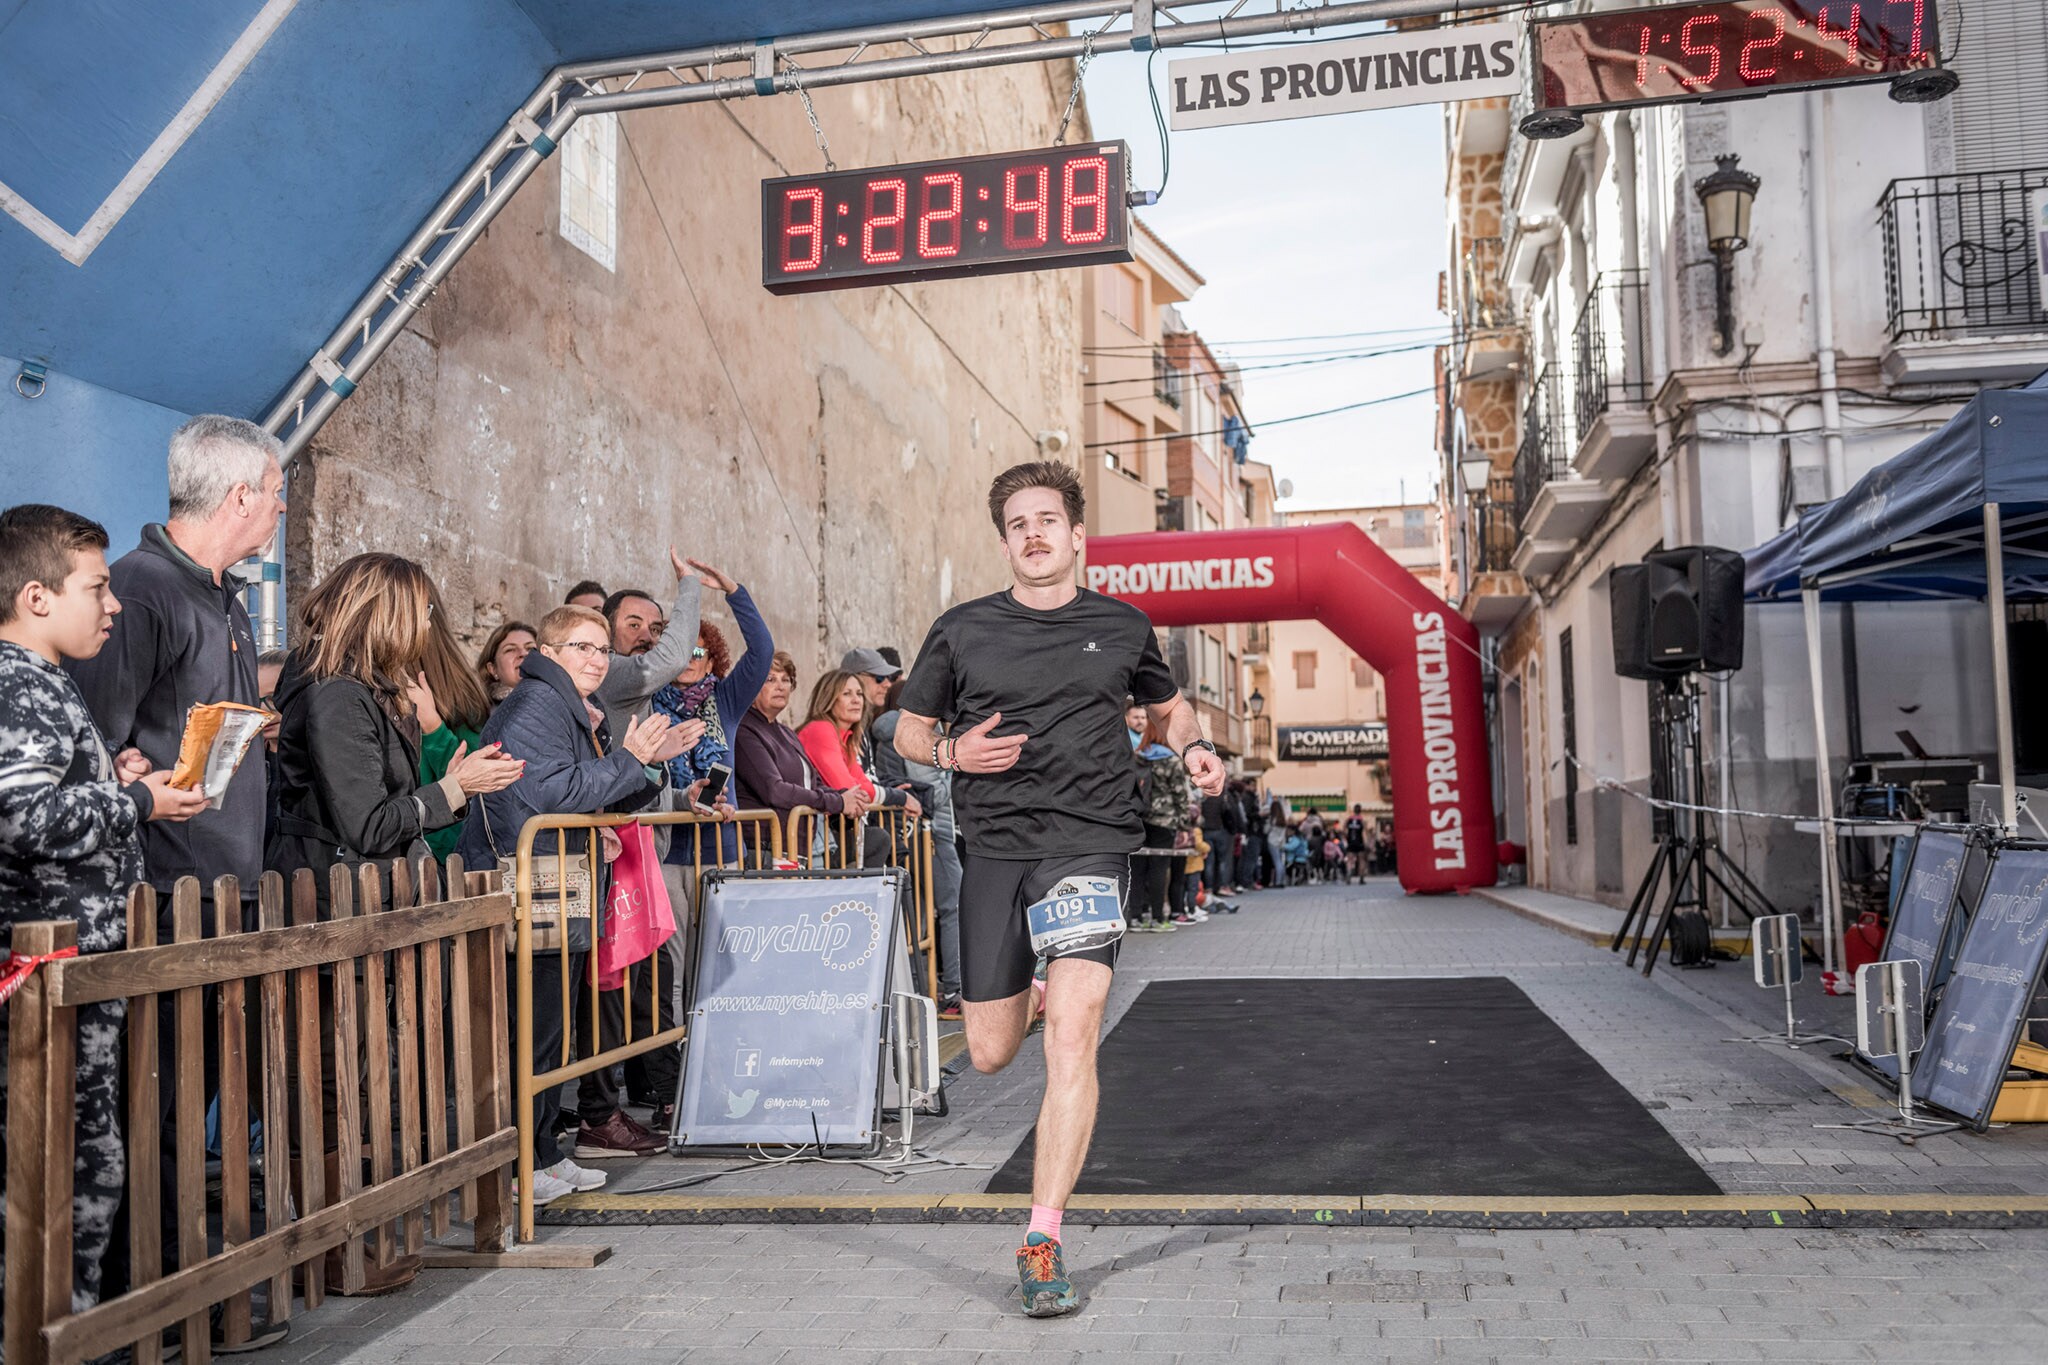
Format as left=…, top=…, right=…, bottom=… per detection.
left=986, top=976, right=1719, bottom=1197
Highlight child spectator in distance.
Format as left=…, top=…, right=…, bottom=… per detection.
left=0, top=503, right=208, bottom=1315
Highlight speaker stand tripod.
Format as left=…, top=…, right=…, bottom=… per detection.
left=1613, top=677, right=1780, bottom=975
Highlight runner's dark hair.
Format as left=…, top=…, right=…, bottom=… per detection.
left=987, top=460, right=1084, bottom=535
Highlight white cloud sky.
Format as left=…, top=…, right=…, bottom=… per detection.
left=1081, top=15, right=1451, bottom=512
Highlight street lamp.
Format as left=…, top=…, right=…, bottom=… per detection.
left=1694, top=154, right=1760, bottom=357
left=1459, top=456, right=1493, bottom=498
left=1248, top=688, right=1265, bottom=718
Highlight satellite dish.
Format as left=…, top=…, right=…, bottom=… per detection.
left=1278, top=478, right=1294, bottom=499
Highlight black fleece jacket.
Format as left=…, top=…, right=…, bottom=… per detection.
left=66, top=524, right=263, bottom=899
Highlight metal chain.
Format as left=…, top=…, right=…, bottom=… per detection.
left=1052, top=27, right=1102, bottom=146
left=782, top=58, right=837, bottom=171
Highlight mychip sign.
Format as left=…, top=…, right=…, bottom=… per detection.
left=676, top=870, right=901, bottom=1151
left=1278, top=723, right=1389, bottom=762
left=1167, top=23, right=1522, bottom=131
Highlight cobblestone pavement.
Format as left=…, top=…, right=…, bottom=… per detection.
left=262, top=879, right=2048, bottom=1362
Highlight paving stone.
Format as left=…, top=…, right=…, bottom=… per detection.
left=237, top=882, right=2048, bottom=1364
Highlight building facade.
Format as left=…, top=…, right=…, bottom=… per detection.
left=290, top=49, right=1091, bottom=677
left=1440, top=3, right=2048, bottom=908
left=1265, top=503, right=1446, bottom=822
left=1080, top=223, right=1278, bottom=769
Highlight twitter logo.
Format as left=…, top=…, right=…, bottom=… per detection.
left=726, top=1088, right=759, bottom=1118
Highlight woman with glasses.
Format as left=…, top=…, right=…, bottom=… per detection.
left=457, top=603, right=690, bottom=1207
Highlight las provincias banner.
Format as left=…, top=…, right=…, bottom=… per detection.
left=1168, top=22, right=1522, bottom=131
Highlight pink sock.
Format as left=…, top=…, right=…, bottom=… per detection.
left=1027, top=1204, right=1062, bottom=1243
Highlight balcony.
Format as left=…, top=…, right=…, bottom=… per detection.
left=1880, top=168, right=2048, bottom=385
left=1512, top=364, right=1611, bottom=578
left=1569, top=269, right=1655, bottom=481
left=1153, top=349, right=1185, bottom=408
left=1243, top=621, right=1271, bottom=658
left=1457, top=236, right=1521, bottom=380
left=1462, top=476, right=1531, bottom=635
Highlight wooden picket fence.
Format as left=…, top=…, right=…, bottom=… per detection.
left=4, top=857, right=514, bottom=1365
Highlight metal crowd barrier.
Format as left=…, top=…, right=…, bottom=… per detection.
left=509, top=808, right=782, bottom=1241
left=783, top=804, right=940, bottom=1001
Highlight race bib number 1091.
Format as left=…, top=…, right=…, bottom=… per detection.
left=1026, top=875, right=1126, bottom=958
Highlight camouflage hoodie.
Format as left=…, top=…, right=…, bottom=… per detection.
left=0, top=640, right=148, bottom=952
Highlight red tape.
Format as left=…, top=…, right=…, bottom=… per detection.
left=0, top=945, right=79, bottom=1008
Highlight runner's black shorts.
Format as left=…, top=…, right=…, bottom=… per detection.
left=958, top=851, right=1127, bottom=1002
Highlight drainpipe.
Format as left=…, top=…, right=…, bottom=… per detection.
left=1807, top=92, right=1847, bottom=496
left=1641, top=108, right=1680, bottom=546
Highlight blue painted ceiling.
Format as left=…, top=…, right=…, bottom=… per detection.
left=0, top=0, right=1005, bottom=420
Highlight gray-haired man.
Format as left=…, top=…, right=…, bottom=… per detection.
left=68, top=415, right=302, bottom=1326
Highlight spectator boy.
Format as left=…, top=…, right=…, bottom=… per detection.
left=0, top=504, right=207, bottom=1316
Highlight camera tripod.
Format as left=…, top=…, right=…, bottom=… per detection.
left=1613, top=675, right=1780, bottom=975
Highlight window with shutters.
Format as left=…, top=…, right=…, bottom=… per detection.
left=1293, top=650, right=1318, bottom=690
left=1102, top=405, right=1144, bottom=478
left=1945, top=0, right=2048, bottom=176
left=1103, top=267, right=1143, bottom=332
left=1352, top=658, right=1375, bottom=689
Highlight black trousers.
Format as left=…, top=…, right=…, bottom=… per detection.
left=1135, top=824, right=1176, bottom=923
left=525, top=949, right=593, bottom=1168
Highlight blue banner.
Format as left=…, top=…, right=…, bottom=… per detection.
left=1918, top=845, right=2048, bottom=1128
left=676, top=871, right=900, bottom=1150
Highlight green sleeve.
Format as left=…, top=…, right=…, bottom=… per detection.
left=420, top=724, right=481, bottom=860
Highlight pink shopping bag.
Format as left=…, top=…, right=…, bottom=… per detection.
left=596, top=822, right=677, bottom=990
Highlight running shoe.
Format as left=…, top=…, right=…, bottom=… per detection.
left=1153, top=918, right=1178, bottom=932
left=1016, top=1232, right=1079, bottom=1317
left=546, top=1158, right=608, bottom=1192
left=938, top=993, right=963, bottom=1019
left=515, top=1167, right=576, bottom=1206
left=1170, top=911, right=1194, bottom=924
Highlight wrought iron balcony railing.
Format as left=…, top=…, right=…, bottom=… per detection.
left=1881, top=168, right=2048, bottom=341
left=1570, top=269, right=1650, bottom=443
left=1153, top=349, right=1185, bottom=408
left=1470, top=477, right=1522, bottom=575
left=1512, top=364, right=1570, bottom=527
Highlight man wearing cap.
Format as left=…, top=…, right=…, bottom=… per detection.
left=841, top=647, right=921, bottom=819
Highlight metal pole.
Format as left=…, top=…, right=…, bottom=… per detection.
left=1802, top=585, right=1843, bottom=978
left=1986, top=502, right=2018, bottom=833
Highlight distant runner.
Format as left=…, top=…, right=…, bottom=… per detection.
left=894, top=461, right=1227, bottom=1317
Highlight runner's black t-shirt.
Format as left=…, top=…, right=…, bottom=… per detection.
left=900, top=588, right=1179, bottom=859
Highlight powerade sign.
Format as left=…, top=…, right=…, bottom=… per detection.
left=1918, top=846, right=2048, bottom=1128
left=1277, top=724, right=1388, bottom=762
left=677, top=872, right=898, bottom=1149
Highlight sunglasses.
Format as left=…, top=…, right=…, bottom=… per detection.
left=691, top=646, right=708, bottom=660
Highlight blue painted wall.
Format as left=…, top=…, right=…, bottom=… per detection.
left=0, top=352, right=184, bottom=553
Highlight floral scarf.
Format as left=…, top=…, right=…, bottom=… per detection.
left=651, top=674, right=729, bottom=788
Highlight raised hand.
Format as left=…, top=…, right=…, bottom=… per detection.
left=684, top=556, right=738, bottom=595
left=953, top=711, right=1027, bottom=775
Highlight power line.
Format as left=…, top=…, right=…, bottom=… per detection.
left=1083, top=334, right=1505, bottom=390
left=1083, top=383, right=1437, bottom=448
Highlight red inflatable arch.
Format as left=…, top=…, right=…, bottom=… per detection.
left=1086, top=523, right=1496, bottom=894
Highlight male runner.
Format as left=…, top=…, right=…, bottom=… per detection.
left=894, top=461, right=1227, bottom=1317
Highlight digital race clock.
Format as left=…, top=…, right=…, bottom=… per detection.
left=761, top=142, right=1132, bottom=295
left=1530, top=1, right=1942, bottom=117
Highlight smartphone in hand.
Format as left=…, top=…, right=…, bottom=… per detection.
left=693, top=762, right=732, bottom=813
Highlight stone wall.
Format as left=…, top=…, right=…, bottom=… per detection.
left=288, top=52, right=1088, bottom=680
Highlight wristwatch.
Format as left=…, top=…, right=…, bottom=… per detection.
left=1180, top=738, right=1218, bottom=762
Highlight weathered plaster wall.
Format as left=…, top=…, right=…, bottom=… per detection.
left=289, top=52, right=1088, bottom=678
